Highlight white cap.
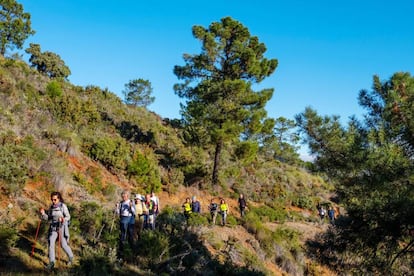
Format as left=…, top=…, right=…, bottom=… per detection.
left=135, top=194, right=143, bottom=200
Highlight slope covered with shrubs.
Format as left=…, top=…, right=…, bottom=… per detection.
left=0, top=57, right=335, bottom=275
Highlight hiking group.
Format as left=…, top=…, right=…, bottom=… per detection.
left=37, top=190, right=251, bottom=269
left=184, top=193, right=248, bottom=226
left=317, top=203, right=336, bottom=225
left=115, top=190, right=159, bottom=261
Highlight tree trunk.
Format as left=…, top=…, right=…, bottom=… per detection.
left=212, top=139, right=223, bottom=186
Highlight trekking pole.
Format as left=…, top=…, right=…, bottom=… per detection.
left=57, top=224, right=61, bottom=268
left=31, top=219, right=42, bottom=259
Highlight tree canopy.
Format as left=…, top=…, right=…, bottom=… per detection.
left=296, top=72, right=414, bottom=273
left=123, top=78, right=155, bottom=107
left=25, top=43, right=71, bottom=79
left=0, top=0, right=34, bottom=56
left=174, top=16, right=278, bottom=185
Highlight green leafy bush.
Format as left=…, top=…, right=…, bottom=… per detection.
left=75, top=202, right=105, bottom=242
left=77, top=246, right=115, bottom=276
left=187, top=212, right=209, bottom=227
left=0, top=225, right=18, bottom=255
left=291, top=194, right=314, bottom=210
left=88, top=135, right=130, bottom=170
left=127, top=149, right=161, bottom=192
left=0, top=134, right=44, bottom=195
left=156, top=206, right=186, bottom=234
left=136, top=230, right=170, bottom=262
left=249, top=205, right=286, bottom=223
left=46, top=80, right=62, bottom=97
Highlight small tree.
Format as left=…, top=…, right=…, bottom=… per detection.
left=25, top=43, right=71, bottom=79
left=123, top=78, right=155, bottom=107
left=0, top=0, right=35, bottom=56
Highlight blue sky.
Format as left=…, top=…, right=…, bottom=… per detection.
left=17, top=1, right=414, bottom=126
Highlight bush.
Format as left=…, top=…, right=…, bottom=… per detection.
left=136, top=230, right=170, bottom=263
left=187, top=212, right=209, bottom=227
left=127, top=149, right=161, bottom=192
left=77, top=245, right=115, bottom=276
left=75, top=202, right=105, bottom=242
left=46, top=80, right=62, bottom=98
left=226, top=214, right=238, bottom=226
left=156, top=206, right=186, bottom=234
left=291, top=195, right=314, bottom=210
left=249, top=205, right=286, bottom=223
left=0, top=225, right=19, bottom=255
left=88, top=135, right=130, bottom=171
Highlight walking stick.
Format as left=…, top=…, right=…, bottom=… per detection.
left=57, top=225, right=61, bottom=268
left=31, top=219, right=42, bottom=258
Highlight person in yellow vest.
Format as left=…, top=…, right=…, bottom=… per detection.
left=219, top=198, right=228, bottom=226
left=182, top=197, right=192, bottom=219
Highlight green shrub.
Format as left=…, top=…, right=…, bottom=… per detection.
left=136, top=230, right=170, bottom=262
left=243, top=211, right=263, bottom=234
left=127, top=149, right=161, bottom=192
left=226, top=214, right=238, bottom=226
left=249, top=205, right=286, bottom=223
left=0, top=225, right=19, bottom=255
left=46, top=80, right=62, bottom=98
left=77, top=246, right=115, bottom=276
left=156, top=206, right=186, bottom=234
left=75, top=202, right=105, bottom=242
left=88, top=135, right=130, bottom=170
left=272, top=227, right=301, bottom=252
left=187, top=212, right=209, bottom=227
left=291, top=195, right=314, bottom=210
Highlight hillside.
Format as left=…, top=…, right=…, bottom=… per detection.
left=0, top=57, right=338, bottom=275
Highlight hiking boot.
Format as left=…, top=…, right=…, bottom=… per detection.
left=46, top=262, right=54, bottom=270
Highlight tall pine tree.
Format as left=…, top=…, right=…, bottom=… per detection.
left=174, top=17, right=277, bottom=185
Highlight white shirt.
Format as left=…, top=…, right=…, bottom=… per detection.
left=117, top=199, right=136, bottom=217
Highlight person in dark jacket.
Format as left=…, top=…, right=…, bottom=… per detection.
left=238, top=193, right=247, bottom=217
left=191, top=196, right=201, bottom=213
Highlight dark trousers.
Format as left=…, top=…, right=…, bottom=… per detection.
left=119, top=216, right=135, bottom=257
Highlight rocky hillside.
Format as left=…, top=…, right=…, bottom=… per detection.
left=0, top=57, right=338, bottom=275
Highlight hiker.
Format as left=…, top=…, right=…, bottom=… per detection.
left=134, top=194, right=147, bottom=239
left=328, top=206, right=335, bottom=226
left=318, top=205, right=326, bottom=223
left=182, top=197, right=192, bottom=219
left=143, top=194, right=156, bottom=230
left=150, top=191, right=159, bottom=226
left=238, top=193, right=247, bottom=217
left=208, top=198, right=218, bottom=225
left=219, top=198, right=228, bottom=226
left=191, top=196, right=201, bottom=213
left=115, top=190, right=136, bottom=259
left=40, top=191, right=74, bottom=270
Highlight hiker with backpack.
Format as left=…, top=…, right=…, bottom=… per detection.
left=143, top=194, right=156, bottom=230
left=328, top=206, right=335, bottom=226
left=115, top=190, right=136, bottom=259
left=150, top=191, right=159, bottom=227
left=219, top=198, right=228, bottom=226
left=317, top=204, right=326, bottom=223
left=40, top=191, right=74, bottom=270
left=134, top=194, right=147, bottom=239
left=182, top=197, right=192, bottom=219
left=191, top=196, right=201, bottom=213
left=208, top=198, right=218, bottom=225
left=238, top=193, right=247, bottom=218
